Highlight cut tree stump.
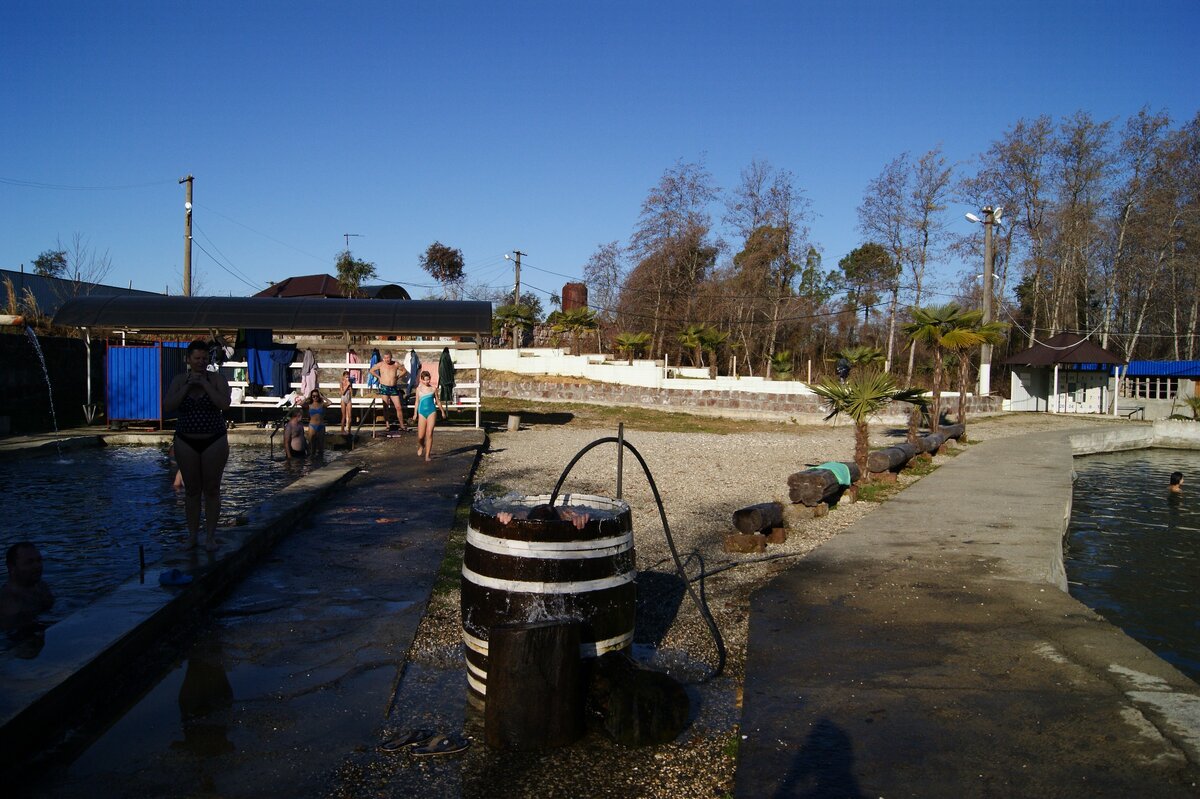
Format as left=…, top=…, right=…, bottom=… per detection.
left=484, top=620, right=584, bottom=751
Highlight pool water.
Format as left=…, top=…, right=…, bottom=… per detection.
left=1065, top=448, right=1200, bottom=682
left=0, top=444, right=339, bottom=626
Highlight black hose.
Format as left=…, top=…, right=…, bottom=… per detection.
left=548, top=436, right=727, bottom=682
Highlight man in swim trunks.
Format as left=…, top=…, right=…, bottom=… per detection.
left=368, top=350, right=408, bottom=431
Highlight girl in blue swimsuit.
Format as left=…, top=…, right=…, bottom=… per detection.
left=306, top=390, right=327, bottom=456
left=411, top=371, right=446, bottom=461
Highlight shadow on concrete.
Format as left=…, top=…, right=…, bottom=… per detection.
left=774, top=718, right=865, bottom=799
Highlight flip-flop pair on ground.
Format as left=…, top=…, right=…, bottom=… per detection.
left=379, top=729, right=471, bottom=757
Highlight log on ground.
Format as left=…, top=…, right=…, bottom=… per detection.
left=940, top=423, right=965, bottom=440
left=787, top=463, right=860, bottom=506
left=916, top=432, right=946, bottom=454
left=732, top=502, right=784, bottom=533
left=866, top=442, right=920, bottom=473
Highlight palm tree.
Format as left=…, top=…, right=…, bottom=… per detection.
left=677, top=324, right=707, bottom=368
left=494, top=304, right=535, bottom=347
left=770, top=350, right=794, bottom=380
left=943, top=317, right=1008, bottom=437
left=615, top=331, right=652, bottom=365
left=810, top=369, right=925, bottom=481
left=700, top=327, right=729, bottom=377
left=903, top=303, right=970, bottom=433
left=1183, top=395, right=1200, bottom=421
left=831, top=345, right=885, bottom=381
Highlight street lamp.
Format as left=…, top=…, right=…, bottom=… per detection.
left=964, top=206, right=1002, bottom=395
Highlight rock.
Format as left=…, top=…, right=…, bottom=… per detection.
left=724, top=533, right=766, bottom=553
left=766, top=527, right=787, bottom=545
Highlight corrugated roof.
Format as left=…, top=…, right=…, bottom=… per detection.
left=52, top=295, right=490, bottom=336
left=1125, top=360, right=1200, bottom=378
left=1003, top=332, right=1126, bottom=367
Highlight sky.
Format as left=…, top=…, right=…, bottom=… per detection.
left=2, top=0, right=1197, bottom=307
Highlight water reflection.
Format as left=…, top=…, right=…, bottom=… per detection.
left=1066, top=448, right=1200, bottom=681
left=0, top=445, right=340, bottom=628
left=172, top=640, right=235, bottom=757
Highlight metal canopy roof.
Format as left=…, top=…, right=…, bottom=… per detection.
left=53, top=296, right=491, bottom=336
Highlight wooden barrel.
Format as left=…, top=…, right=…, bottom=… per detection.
left=461, top=494, right=636, bottom=706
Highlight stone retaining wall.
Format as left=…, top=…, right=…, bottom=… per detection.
left=483, top=378, right=1003, bottom=422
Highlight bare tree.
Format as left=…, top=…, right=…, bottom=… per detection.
left=628, top=158, right=719, bottom=356
left=857, top=147, right=953, bottom=380
left=582, top=241, right=624, bottom=321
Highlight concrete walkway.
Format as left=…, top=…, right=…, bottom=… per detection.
left=736, top=427, right=1200, bottom=798
left=6, top=429, right=485, bottom=796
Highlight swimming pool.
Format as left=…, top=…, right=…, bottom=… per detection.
left=0, top=444, right=340, bottom=627
left=1066, top=448, right=1200, bottom=682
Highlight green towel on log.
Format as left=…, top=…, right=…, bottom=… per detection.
left=817, top=461, right=852, bottom=486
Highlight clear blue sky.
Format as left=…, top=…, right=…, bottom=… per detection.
left=2, top=1, right=1196, bottom=304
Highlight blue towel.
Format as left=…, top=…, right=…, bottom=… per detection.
left=817, top=461, right=853, bottom=486
left=366, top=350, right=381, bottom=389
left=244, top=329, right=275, bottom=386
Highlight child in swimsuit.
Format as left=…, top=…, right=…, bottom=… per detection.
left=339, top=371, right=353, bottom=435
left=411, top=371, right=446, bottom=462
left=306, top=390, right=327, bottom=456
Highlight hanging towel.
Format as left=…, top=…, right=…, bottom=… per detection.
left=269, top=347, right=298, bottom=398
left=406, top=349, right=421, bottom=392
left=301, top=348, right=318, bottom=396
left=347, top=349, right=362, bottom=383
left=816, top=461, right=853, bottom=486
left=366, top=349, right=381, bottom=389
left=244, top=329, right=275, bottom=386
left=438, top=347, right=456, bottom=404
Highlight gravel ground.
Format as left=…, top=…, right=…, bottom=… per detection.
left=332, top=411, right=1121, bottom=799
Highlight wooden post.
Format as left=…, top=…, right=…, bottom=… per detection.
left=484, top=620, right=584, bottom=751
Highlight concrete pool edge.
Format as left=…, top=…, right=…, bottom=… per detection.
left=0, top=452, right=364, bottom=772
left=736, top=424, right=1200, bottom=797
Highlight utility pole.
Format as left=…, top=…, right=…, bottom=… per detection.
left=506, top=250, right=526, bottom=350
left=179, top=175, right=193, bottom=296
left=980, top=206, right=996, bottom=396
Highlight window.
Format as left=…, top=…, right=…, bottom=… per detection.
left=1121, top=376, right=1178, bottom=400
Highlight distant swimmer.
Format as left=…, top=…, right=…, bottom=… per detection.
left=1169, top=471, right=1184, bottom=493
left=1, top=541, right=54, bottom=634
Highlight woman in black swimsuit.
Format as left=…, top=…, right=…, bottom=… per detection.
left=164, top=340, right=232, bottom=552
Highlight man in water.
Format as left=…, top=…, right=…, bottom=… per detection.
left=368, top=350, right=409, bottom=431
left=1169, top=471, right=1184, bottom=493
left=1, top=541, right=54, bottom=634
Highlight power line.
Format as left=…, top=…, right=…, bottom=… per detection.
left=0, top=175, right=176, bottom=191
left=195, top=202, right=329, bottom=263
left=192, top=222, right=263, bottom=290
left=190, top=238, right=265, bottom=293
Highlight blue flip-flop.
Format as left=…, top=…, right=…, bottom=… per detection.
left=379, top=729, right=436, bottom=753
left=410, top=733, right=471, bottom=758
left=158, top=568, right=193, bottom=587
